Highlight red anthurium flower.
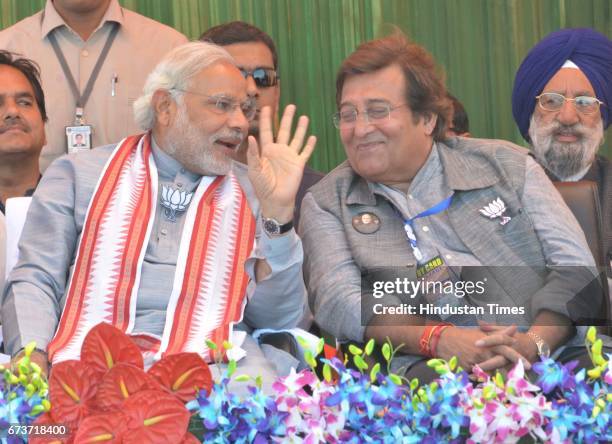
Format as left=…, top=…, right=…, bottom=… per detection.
left=29, top=413, right=74, bottom=444
left=147, top=353, right=212, bottom=402
left=95, top=363, right=162, bottom=411
left=73, top=412, right=128, bottom=443
left=121, top=390, right=191, bottom=444
left=81, top=323, right=144, bottom=374
left=49, top=360, right=99, bottom=429
left=180, top=432, right=202, bottom=443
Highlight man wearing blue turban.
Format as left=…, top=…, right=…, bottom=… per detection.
left=512, top=28, right=611, bottom=277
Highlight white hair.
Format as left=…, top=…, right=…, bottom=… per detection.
left=133, top=41, right=234, bottom=130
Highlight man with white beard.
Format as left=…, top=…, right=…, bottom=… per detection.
left=512, top=28, right=611, bottom=279
left=1, top=42, right=316, bottom=394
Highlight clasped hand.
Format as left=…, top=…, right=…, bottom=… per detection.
left=436, top=322, right=534, bottom=374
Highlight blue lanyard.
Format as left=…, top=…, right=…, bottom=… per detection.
left=400, top=195, right=453, bottom=263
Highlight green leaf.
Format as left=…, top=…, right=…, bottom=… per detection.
left=304, top=350, right=317, bottom=369
left=227, top=359, right=237, bottom=377
left=389, top=373, right=402, bottom=385
left=234, top=374, right=250, bottom=382
left=255, top=376, right=263, bottom=389
left=364, top=339, right=375, bottom=356
left=316, top=338, right=325, bottom=356
left=592, top=339, right=603, bottom=356
left=586, top=326, right=597, bottom=344
left=593, top=354, right=607, bottom=366
left=353, top=355, right=368, bottom=371
left=381, top=343, right=391, bottom=361
left=448, top=356, right=458, bottom=372
left=25, top=384, right=36, bottom=398
left=369, top=363, right=381, bottom=382
left=587, top=367, right=602, bottom=379
left=30, top=362, right=41, bottom=375
left=24, top=342, right=37, bottom=357
left=30, top=405, right=45, bottom=416
left=297, top=336, right=309, bottom=349
left=494, top=372, right=504, bottom=389
left=410, top=378, right=419, bottom=391
left=205, top=340, right=218, bottom=351
left=434, top=365, right=447, bottom=375
left=426, top=358, right=443, bottom=368
left=323, top=363, right=332, bottom=382
left=348, top=344, right=363, bottom=355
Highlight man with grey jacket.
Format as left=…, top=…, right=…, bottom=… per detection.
left=300, top=33, right=606, bottom=382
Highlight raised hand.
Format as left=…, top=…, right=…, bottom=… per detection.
left=246, top=104, right=317, bottom=223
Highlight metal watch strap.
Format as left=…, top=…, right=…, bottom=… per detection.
left=527, top=331, right=549, bottom=358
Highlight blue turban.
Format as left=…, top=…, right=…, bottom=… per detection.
left=512, top=28, right=612, bottom=141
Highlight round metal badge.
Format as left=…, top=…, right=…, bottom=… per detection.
left=352, top=212, right=381, bottom=234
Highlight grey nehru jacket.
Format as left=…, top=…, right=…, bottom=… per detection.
left=2, top=138, right=307, bottom=355
left=300, top=137, right=598, bottom=343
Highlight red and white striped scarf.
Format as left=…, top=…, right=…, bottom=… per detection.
left=47, top=133, right=255, bottom=364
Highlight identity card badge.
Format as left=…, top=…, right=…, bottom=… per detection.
left=415, top=255, right=460, bottom=320
left=66, top=125, right=92, bottom=154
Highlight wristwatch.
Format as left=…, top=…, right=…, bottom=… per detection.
left=527, top=331, right=550, bottom=359
left=262, top=216, right=293, bottom=236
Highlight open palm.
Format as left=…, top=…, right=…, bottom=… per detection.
left=247, top=105, right=317, bottom=222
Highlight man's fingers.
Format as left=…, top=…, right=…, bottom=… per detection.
left=479, top=321, right=516, bottom=332
left=491, top=345, right=532, bottom=370
left=276, top=104, right=296, bottom=146
left=476, top=355, right=508, bottom=372
left=478, top=320, right=502, bottom=332
left=259, top=106, right=274, bottom=147
left=289, top=115, right=309, bottom=153
left=299, top=135, right=317, bottom=163
left=475, top=333, right=516, bottom=348
left=246, top=135, right=261, bottom=170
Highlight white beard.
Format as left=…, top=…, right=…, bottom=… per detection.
left=164, top=103, right=242, bottom=176
left=528, top=115, right=604, bottom=180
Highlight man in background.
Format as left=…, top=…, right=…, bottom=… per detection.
left=201, top=21, right=323, bottom=228
left=0, top=0, right=187, bottom=171
left=512, top=28, right=611, bottom=277
left=446, top=93, right=470, bottom=138
left=0, top=51, right=46, bottom=291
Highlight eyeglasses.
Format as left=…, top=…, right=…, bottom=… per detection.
left=173, top=89, right=257, bottom=120
left=239, top=68, right=279, bottom=88
left=535, top=92, right=605, bottom=114
left=332, top=103, right=408, bottom=129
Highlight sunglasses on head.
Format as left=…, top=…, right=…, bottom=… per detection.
left=239, top=67, right=279, bottom=88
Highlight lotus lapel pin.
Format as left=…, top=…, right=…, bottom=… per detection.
left=160, top=185, right=193, bottom=222
left=479, top=197, right=511, bottom=225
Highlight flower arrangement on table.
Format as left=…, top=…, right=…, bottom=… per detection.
left=1, top=324, right=610, bottom=443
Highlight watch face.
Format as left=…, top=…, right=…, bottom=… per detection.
left=263, top=219, right=281, bottom=235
